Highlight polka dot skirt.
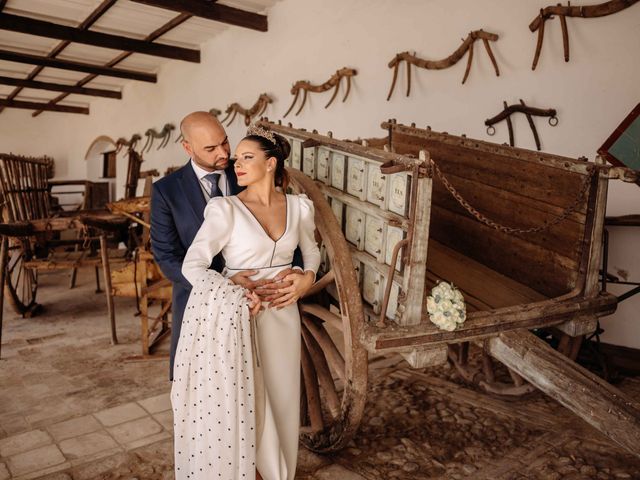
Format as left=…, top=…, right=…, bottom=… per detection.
left=171, top=270, right=256, bottom=479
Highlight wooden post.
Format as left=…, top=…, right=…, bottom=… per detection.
left=487, top=330, right=640, bottom=458
left=0, top=236, right=7, bottom=359
left=99, top=234, right=117, bottom=345
left=139, top=254, right=150, bottom=355
left=397, top=150, right=432, bottom=326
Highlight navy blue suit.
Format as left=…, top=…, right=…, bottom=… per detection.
left=151, top=161, right=242, bottom=380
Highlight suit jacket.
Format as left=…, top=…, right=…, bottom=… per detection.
left=151, top=161, right=242, bottom=380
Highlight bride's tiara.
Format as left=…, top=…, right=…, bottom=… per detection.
left=246, top=124, right=276, bottom=145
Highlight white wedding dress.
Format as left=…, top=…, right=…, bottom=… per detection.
left=173, top=193, right=320, bottom=480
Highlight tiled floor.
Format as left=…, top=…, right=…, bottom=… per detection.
left=1, top=269, right=639, bottom=479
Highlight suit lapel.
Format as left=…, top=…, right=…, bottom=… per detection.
left=178, top=162, right=207, bottom=222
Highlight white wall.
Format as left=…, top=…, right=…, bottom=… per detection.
left=1, top=0, right=639, bottom=347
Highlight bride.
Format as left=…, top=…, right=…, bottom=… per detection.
left=172, top=124, right=320, bottom=480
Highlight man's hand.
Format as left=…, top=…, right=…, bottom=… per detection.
left=268, top=271, right=315, bottom=310
left=229, top=270, right=268, bottom=290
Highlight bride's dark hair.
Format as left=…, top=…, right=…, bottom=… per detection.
left=243, top=132, right=291, bottom=190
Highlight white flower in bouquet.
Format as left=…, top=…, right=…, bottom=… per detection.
left=426, top=281, right=467, bottom=331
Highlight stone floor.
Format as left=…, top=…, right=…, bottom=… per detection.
left=1, top=269, right=639, bottom=479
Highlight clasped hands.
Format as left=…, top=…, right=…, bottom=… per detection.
left=230, top=268, right=315, bottom=316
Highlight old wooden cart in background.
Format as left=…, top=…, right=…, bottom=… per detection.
left=0, top=147, right=162, bottom=355
left=0, top=153, right=128, bottom=351
left=256, top=119, right=640, bottom=457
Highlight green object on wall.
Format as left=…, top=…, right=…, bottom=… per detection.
left=599, top=103, right=640, bottom=171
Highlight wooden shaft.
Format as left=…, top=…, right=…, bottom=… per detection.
left=0, top=237, right=7, bottom=359
left=386, top=61, right=399, bottom=101
left=487, top=330, right=640, bottom=458
left=481, top=38, right=500, bottom=76
left=559, top=14, right=570, bottom=62
left=532, top=11, right=545, bottom=70
left=99, top=235, right=117, bottom=345
left=461, top=40, right=474, bottom=84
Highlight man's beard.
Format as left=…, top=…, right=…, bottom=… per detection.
left=195, top=153, right=228, bottom=170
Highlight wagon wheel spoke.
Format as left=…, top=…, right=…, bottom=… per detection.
left=300, top=334, right=324, bottom=432
left=301, top=312, right=346, bottom=382
left=301, top=318, right=342, bottom=418
left=7, top=249, right=22, bottom=274
left=303, top=269, right=335, bottom=299
left=300, top=371, right=309, bottom=432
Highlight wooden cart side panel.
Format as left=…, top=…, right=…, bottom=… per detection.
left=430, top=205, right=579, bottom=297
left=391, top=133, right=589, bottom=210
left=385, top=130, right=596, bottom=298
left=0, top=154, right=52, bottom=223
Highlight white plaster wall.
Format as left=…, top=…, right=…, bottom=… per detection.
left=0, top=0, right=638, bottom=347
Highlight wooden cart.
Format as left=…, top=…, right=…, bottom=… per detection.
left=0, top=153, right=128, bottom=349
left=256, top=119, right=640, bottom=457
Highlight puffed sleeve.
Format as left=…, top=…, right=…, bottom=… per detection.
left=298, top=194, right=321, bottom=276
left=182, top=197, right=233, bottom=286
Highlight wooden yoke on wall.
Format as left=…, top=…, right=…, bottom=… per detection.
left=221, top=93, right=272, bottom=126
left=386, top=29, right=500, bottom=100
left=283, top=67, right=357, bottom=117
left=529, top=0, right=639, bottom=70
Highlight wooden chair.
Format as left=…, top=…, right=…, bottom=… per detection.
left=108, top=195, right=172, bottom=357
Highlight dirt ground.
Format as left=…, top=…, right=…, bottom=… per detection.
left=1, top=269, right=639, bottom=479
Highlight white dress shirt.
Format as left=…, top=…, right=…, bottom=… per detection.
left=191, top=159, right=228, bottom=198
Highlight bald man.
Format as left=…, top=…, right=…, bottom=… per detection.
left=151, top=112, right=241, bottom=379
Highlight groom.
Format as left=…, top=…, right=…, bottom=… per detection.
left=151, top=111, right=300, bottom=380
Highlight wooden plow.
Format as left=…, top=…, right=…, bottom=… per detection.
left=256, top=118, right=640, bottom=457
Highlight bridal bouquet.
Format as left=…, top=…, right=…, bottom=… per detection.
left=426, top=281, right=467, bottom=331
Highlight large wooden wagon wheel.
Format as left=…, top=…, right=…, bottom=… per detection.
left=287, top=168, right=369, bottom=453
left=3, top=237, right=40, bottom=317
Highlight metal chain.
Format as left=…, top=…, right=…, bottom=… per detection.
left=430, top=159, right=594, bottom=235
left=81, top=224, right=91, bottom=249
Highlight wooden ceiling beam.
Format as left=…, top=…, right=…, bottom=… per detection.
left=0, top=0, right=117, bottom=114
left=31, top=13, right=192, bottom=117
left=0, top=12, right=200, bottom=62
left=0, top=98, right=88, bottom=114
left=0, top=49, right=157, bottom=82
left=130, top=0, right=268, bottom=32
left=0, top=75, right=121, bottom=98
